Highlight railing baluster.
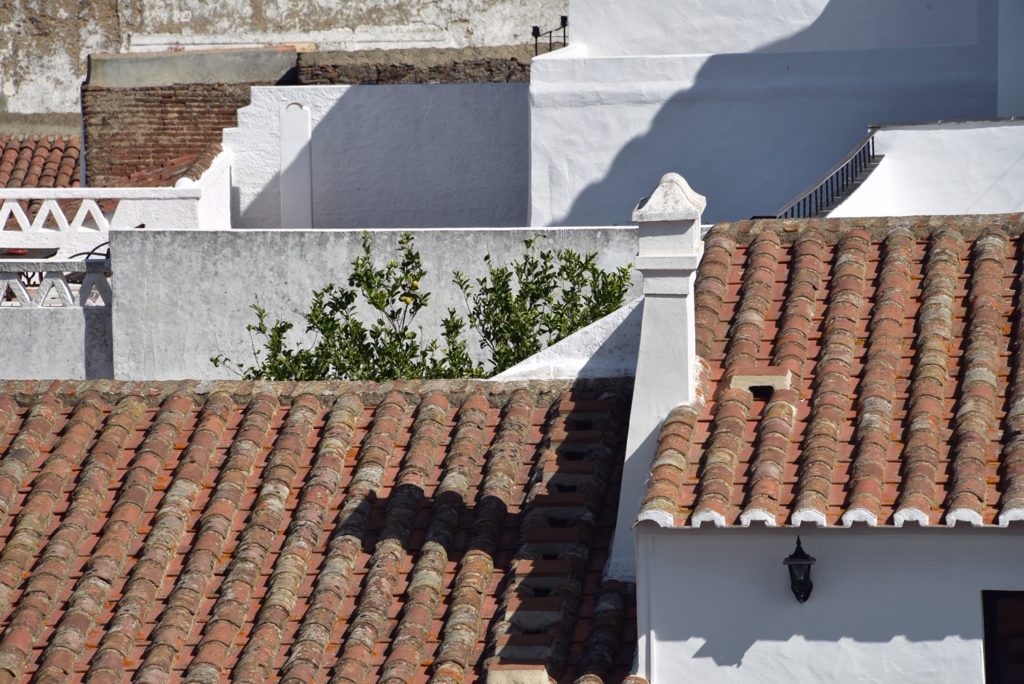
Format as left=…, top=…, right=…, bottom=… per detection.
left=533, top=17, right=569, bottom=55
left=773, top=130, right=877, bottom=218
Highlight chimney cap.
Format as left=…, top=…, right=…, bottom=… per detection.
left=632, top=172, right=706, bottom=223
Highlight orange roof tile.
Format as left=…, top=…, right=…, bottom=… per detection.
left=641, top=214, right=1024, bottom=529
left=0, top=134, right=81, bottom=189
left=0, top=380, right=636, bottom=683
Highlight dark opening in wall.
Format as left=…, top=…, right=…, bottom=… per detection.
left=983, top=590, right=1024, bottom=683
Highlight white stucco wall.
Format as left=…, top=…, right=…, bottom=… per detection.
left=110, top=227, right=638, bottom=380
left=190, top=150, right=233, bottom=229
left=572, top=0, right=986, bottom=58
left=530, top=1, right=1000, bottom=226
left=637, top=526, right=1024, bottom=684
left=226, top=85, right=529, bottom=229
left=829, top=121, right=1024, bottom=217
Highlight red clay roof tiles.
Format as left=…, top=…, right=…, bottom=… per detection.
left=641, top=214, right=1024, bottom=529
left=0, top=379, right=635, bottom=684
left=0, top=135, right=81, bottom=189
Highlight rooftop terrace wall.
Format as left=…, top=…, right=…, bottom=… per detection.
left=110, top=227, right=639, bottom=380
left=227, top=84, right=530, bottom=229
left=830, top=121, right=1024, bottom=218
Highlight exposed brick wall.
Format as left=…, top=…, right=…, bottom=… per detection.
left=297, top=46, right=534, bottom=85
left=81, top=82, right=268, bottom=187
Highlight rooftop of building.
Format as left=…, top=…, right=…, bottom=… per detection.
left=0, top=378, right=636, bottom=683
left=640, top=213, right=1024, bottom=529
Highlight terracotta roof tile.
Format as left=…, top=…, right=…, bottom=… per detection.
left=120, top=142, right=222, bottom=188
left=0, top=134, right=81, bottom=189
left=641, top=214, right=1024, bottom=529
left=0, top=379, right=636, bottom=684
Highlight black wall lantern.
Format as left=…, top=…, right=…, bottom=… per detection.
left=783, top=537, right=816, bottom=603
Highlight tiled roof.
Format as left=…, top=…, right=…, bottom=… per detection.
left=640, top=214, right=1024, bottom=529
left=120, top=143, right=222, bottom=188
left=0, top=135, right=81, bottom=189
left=0, top=379, right=635, bottom=683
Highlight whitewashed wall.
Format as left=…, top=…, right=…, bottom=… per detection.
left=226, top=85, right=529, bottom=228
left=572, top=0, right=989, bottom=58
left=531, top=1, right=1002, bottom=226
left=830, top=122, right=1024, bottom=217
left=110, top=227, right=639, bottom=380
left=637, top=526, right=1024, bottom=684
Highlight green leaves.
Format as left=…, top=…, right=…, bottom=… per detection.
left=456, top=237, right=632, bottom=372
left=211, top=232, right=631, bottom=381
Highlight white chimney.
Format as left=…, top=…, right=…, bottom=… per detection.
left=606, top=172, right=706, bottom=581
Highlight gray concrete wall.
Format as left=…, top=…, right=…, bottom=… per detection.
left=111, top=227, right=639, bottom=380
left=86, top=48, right=299, bottom=88
left=0, top=309, right=112, bottom=380
left=2, top=0, right=565, bottom=115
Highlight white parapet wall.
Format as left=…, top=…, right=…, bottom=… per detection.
left=111, top=227, right=639, bottom=380
left=531, top=0, right=1002, bottom=226
left=829, top=121, right=1024, bottom=217
left=573, top=0, right=988, bottom=58
left=225, top=85, right=529, bottom=229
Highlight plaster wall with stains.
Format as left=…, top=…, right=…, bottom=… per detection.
left=2, top=0, right=565, bottom=115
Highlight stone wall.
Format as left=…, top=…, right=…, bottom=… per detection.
left=297, top=46, right=534, bottom=84
left=2, top=0, right=565, bottom=116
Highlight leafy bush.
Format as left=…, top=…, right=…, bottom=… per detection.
left=212, top=232, right=631, bottom=381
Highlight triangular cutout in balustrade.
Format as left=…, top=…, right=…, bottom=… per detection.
left=31, top=200, right=71, bottom=233
left=0, top=275, right=31, bottom=308
left=0, top=201, right=31, bottom=231
left=34, top=273, right=74, bottom=308
left=71, top=200, right=110, bottom=232
left=79, top=273, right=112, bottom=307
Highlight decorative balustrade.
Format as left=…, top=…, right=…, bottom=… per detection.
left=0, top=151, right=231, bottom=257
left=775, top=129, right=880, bottom=219
left=0, top=187, right=207, bottom=257
left=0, top=259, right=111, bottom=308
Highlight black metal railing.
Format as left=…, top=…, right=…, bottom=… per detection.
left=776, top=129, right=879, bottom=219
left=533, top=16, right=568, bottom=55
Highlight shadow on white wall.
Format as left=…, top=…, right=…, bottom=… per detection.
left=549, top=0, right=998, bottom=225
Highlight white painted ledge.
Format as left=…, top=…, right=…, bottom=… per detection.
left=791, top=509, right=827, bottom=527
left=894, top=507, right=930, bottom=527
left=491, top=298, right=641, bottom=381
left=842, top=508, right=878, bottom=527
left=636, top=510, right=675, bottom=528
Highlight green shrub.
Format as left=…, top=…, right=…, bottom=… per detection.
left=212, top=232, right=631, bottom=381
